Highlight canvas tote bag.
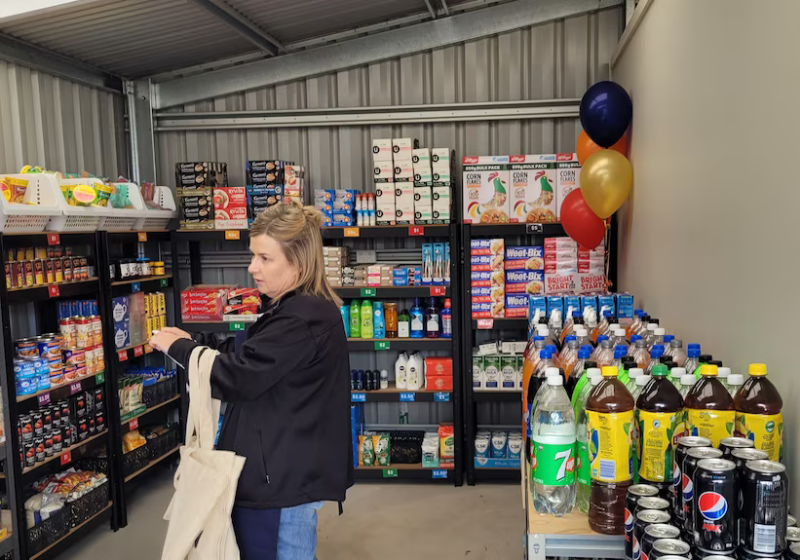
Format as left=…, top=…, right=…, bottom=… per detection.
left=162, top=347, right=246, bottom=560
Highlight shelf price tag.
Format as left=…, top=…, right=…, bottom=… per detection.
left=47, top=233, right=60, bottom=246
left=144, top=344, right=153, bottom=354
left=96, top=373, right=105, bottom=384
left=350, top=393, right=366, bottom=403
left=224, top=230, right=241, bottom=240
left=48, top=285, right=60, bottom=297
left=399, top=392, right=415, bottom=402
left=343, top=227, right=359, bottom=237
left=374, top=341, right=390, bottom=351
left=526, top=223, right=544, bottom=234
left=129, top=418, right=139, bottom=430
left=118, top=350, right=128, bottom=362
left=431, top=469, right=448, bottom=479
left=70, top=382, right=82, bottom=395
left=360, top=288, right=376, bottom=297
left=434, top=392, right=450, bottom=402
left=429, top=286, right=446, bottom=296
left=477, top=319, right=494, bottom=329
left=37, top=393, right=51, bottom=407
left=382, top=469, right=398, bottom=478
left=408, top=226, right=424, bottom=236
left=60, top=451, right=72, bottom=466
left=137, top=232, right=148, bottom=242
left=133, top=346, right=144, bottom=357
left=160, top=279, right=168, bottom=288
left=229, top=322, right=245, bottom=332
left=132, top=282, right=141, bottom=293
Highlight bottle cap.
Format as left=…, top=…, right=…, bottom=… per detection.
left=601, top=340, right=612, bottom=349
left=601, top=366, right=618, bottom=377
left=635, top=375, right=652, bottom=386
left=603, top=309, right=612, bottom=317
left=717, top=367, right=731, bottom=378
left=654, top=328, right=666, bottom=336
left=647, top=323, right=658, bottom=331
left=681, top=374, right=696, bottom=386
left=540, top=349, right=549, bottom=359
left=614, top=346, right=628, bottom=359
left=565, top=335, right=577, bottom=342
left=728, top=373, right=744, bottom=385
left=545, top=367, right=561, bottom=377
left=585, top=361, right=598, bottom=369
left=546, top=375, right=563, bottom=386
left=574, top=327, right=588, bottom=337
left=635, top=309, right=645, bottom=316
left=663, top=335, right=674, bottom=344
left=586, top=367, right=602, bottom=378
left=545, top=344, right=557, bottom=353
left=650, top=318, right=660, bottom=325
left=591, top=376, right=602, bottom=386
left=688, top=347, right=701, bottom=358
left=688, top=343, right=701, bottom=351
left=700, top=364, right=718, bottom=377
left=651, top=364, right=669, bottom=377
left=578, top=347, right=591, bottom=359
left=444, top=299, right=451, bottom=308
left=670, top=339, right=682, bottom=348
left=748, top=363, right=767, bottom=377
left=631, top=334, right=642, bottom=342
left=699, top=354, right=713, bottom=362
left=671, top=367, right=687, bottom=378
left=650, top=345, right=664, bottom=358
left=597, top=335, right=609, bottom=343
left=614, top=328, right=626, bottom=337
left=622, top=356, right=636, bottom=366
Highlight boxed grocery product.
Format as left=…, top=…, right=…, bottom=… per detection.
left=529, top=295, right=547, bottom=321
left=425, top=373, right=453, bottom=391
left=284, top=165, right=304, bottom=201
left=413, top=186, right=432, bottom=224
left=505, top=270, right=544, bottom=294
left=556, top=153, right=581, bottom=221
left=375, top=183, right=395, bottom=225
left=247, top=186, right=283, bottom=223
left=314, top=189, right=335, bottom=204
left=432, top=169, right=451, bottom=184
left=544, top=273, right=575, bottom=294
left=431, top=148, right=451, bottom=168
left=176, top=162, right=228, bottom=188
left=509, top=154, right=557, bottom=223
left=483, top=356, right=500, bottom=389
left=413, top=168, right=433, bottom=185
left=392, top=138, right=417, bottom=161
left=504, top=294, right=529, bottom=318
left=393, top=160, right=413, bottom=181
left=503, top=245, right=543, bottom=271
left=372, top=139, right=393, bottom=162
left=227, top=287, right=260, bottom=307
left=213, top=186, right=247, bottom=230
left=412, top=148, right=431, bottom=168
left=469, top=238, right=504, bottom=256
left=500, top=356, right=518, bottom=390
left=472, top=355, right=485, bottom=390
left=178, top=186, right=214, bottom=230
left=421, top=244, right=433, bottom=285
left=462, top=156, right=510, bottom=223
left=576, top=273, right=607, bottom=294
left=180, top=285, right=228, bottom=321
left=373, top=161, right=394, bottom=182
left=431, top=185, right=451, bottom=224
left=394, top=184, right=414, bottom=225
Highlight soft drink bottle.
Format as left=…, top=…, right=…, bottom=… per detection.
left=560, top=336, right=579, bottom=373
left=692, top=354, right=713, bottom=379
left=566, top=346, right=593, bottom=398
left=733, top=363, right=783, bottom=461
left=669, top=366, right=686, bottom=389
left=636, top=364, right=683, bottom=487
left=611, top=328, right=628, bottom=348
left=643, top=323, right=659, bottom=347
left=684, top=343, right=701, bottom=375
left=532, top=374, right=576, bottom=516
left=571, top=366, right=602, bottom=417
left=644, top=344, right=664, bottom=374
left=726, top=374, right=744, bottom=399
left=648, top=327, right=666, bottom=351
left=576, top=374, right=603, bottom=514
left=574, top=327, right=591, bottom=350
left=560, top=308, right=579, bottom=345
left=592, top=309, right=612, bottom=343
left=715, top=365, right=730, bottom=390
left=523, top=340, right=546, bottom=458
left=626, top=367, right=644, bottom=392
left=630, top=336, right=650, bottom=370
left=587, top=366, right=634, bottom=534
left=679, top=374, right=696, bottom=397
left=591, top=336, right=610, bottom=362
left=667, top=339, right=688, bottom=367
left=631, top=374, right=651, bottom=401
left=538, top=327, right=559, bottom=352
left=684, top=364, right=735, bottom=446
left=527, top=348, right=556, bottom=459
left=532, top=367, right=564, bottom=419
left=625, top=309, right=644, bottom=340
left=662, top=334, right=674, bottom=350
left=611, top=345, right=628, bottom=371
left=630, top=373, right=651, bottom=484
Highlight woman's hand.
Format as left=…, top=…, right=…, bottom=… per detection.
left=150, top=327, right=191, bottom=354
left=160, top=327, right=192, bottom=340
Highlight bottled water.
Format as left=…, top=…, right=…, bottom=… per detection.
left=576, top=374, right=603, bottom=513
left=532, top=374, right=576, bottom=517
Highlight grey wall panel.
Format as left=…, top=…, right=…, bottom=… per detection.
left=0, top=61, right=126, bottom=177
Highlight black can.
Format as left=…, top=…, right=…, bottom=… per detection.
left=94, top=387, right=104, bottom=411
left=350, top=369, right=355, bottom=390
left=674, top=437, right=713, bottom=522
left=628, top=484, right=661, bottom=558
left=785, top=543, right=800, bottom=560
left=741, top=460, right=788, bottom=556
left=697, top=555, right=735, bottom=560
left=355, top=370, right=364, bottom=391
left=19, top=414, right=33, bottom=442
left=23, top=440, right=35, bottom=468
left=719, top=437, right=754, bottom=458
left=95, top=410, right=105, bottom=432
left=52, top=404, right=62, bottom=428
left=736, top=549, right=780, bottom=560
left=59, top=400, right=70, bottom=424
left=34, top=436, right=45, bottom=463
left=651, top=538, right=691, bottom=560
left=637, top=497, right=671, bottom=516
left=732, top=449, right=770, bottom=547
left=635, top=510, right=672, bottom=560
left=642, top=524, right=682, bottom=560
left=693, top=457, right=737, bottom=554
left=42, top=406, right=53, bottom=433
left=683, top=447, right=723, bottom=533
left=32, top=411, right=43, bottom=437
left=52, top=427, right=63, bottom=453
left=786, top=527, right=800, bottom=545
left=44, top=431, right=54, bottom=457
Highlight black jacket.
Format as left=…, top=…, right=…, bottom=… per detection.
left=169, top=291, right=354, bottom=509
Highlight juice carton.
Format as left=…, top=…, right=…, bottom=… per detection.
left=598, top=294, right=617, bottom=318
left=508, top=154, right=557, bottom=223
left=616, top=293, right=635, bottom=320
left=580, top=295, right=598, bottom=315
left=462, top=156, right=510, bottom=224
left=529, top=295, right=547, bottom=322
left=546, top=296, right=564, bottom=318
left=556, top=153, right=580, bottom=221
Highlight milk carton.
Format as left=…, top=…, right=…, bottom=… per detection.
left=509, top=154, right=557, bottom=223
left=472, top=355, right=485, bottom=390
left=556, top=153, right=581, bottom=221
left=483, top=355, right=500, bottom=390
left=500, top=356, right=517, bottom=390
left=462, top=156, right=510, bottom=224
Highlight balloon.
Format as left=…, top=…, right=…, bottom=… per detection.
left=580, top=150, right=633, bottom=219
left=560, top=189, right=606, bottom=250
left=579, top=81, right=632, bottom=148
left=576, top=129, right=628, bottom=166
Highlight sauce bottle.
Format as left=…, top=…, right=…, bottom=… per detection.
left=409, top=298, right=424, bottom=338
left=684, top=364, right=734, bottom=447
left=587, top=366, right=635, bottom=535
left=733, top=363, right=783, bottom=461
left=373, top=301, right=386, bottom=339
left=636, top=364, right=683, bottom=488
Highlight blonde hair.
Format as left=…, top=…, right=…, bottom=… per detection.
left=250, top=201, right=342, bottom=307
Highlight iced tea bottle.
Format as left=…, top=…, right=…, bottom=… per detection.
left=587, top=366, right=635, bottom=535
left=733, top=363, right=783, bottom=461
left=636, top=364, right=683, bottom=486
left=630, top=336, right=649, bottom=370
left=684, top=364, right=734, bottom=446
left=561, top=338, right=580, bottom=378
left=625, top=309, right=645, bottom=340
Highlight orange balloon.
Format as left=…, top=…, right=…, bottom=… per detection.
left=577, top=129, right=629, bottom=166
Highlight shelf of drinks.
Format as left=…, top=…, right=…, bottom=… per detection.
left=335, top=286, right=450, bottom=298
left=320, top=225, right=450, bottom=239
left=120, top=395, right=180, bottom=428
left=347, top=338, right=452, bottom=351
left=182, top=321, right=256, bottom=333
left=0, top=532, right=13, bottom=557
left=472, top=391, right=521, bottom=402
left=29, top=501, right=112, bottom=560
left=16, top=370, right=105, bottom=404
left=354, top=463, right=454, bottom=481
left=6, top=278, right=99, bottom=303
left=471, top=318, right=528, bottom=330
left=20, top=430, right=108, bottom=476
left=468, top=223, right=567, bottom=237
left=106, top=230, right=172, bottom=243
left=115, top=343, right=157, bottom=361
left=350, top=390, right=452, bottom=403
left=124, top=446, right=181, bottom=483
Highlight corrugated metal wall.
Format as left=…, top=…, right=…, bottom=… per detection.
left=0, top=61, right=128, bottom=177
left=155, top=6, right=624, bottom=192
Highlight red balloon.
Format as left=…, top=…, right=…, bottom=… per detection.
left=560, top=189, right=606, bottom=250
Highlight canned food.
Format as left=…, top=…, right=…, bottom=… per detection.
left=47, top=356, right=62, bottom=372
left=91, top=316, right=102, bottom=346
left=11, top=261, right=22, bottom=288
left=95, top=409, right=105, bottom=432
left=59, top=318, right=76, bottom=349
left=16, top=377, right=37, bottom=396
left=637, top=496, right=671, bottom=516
left=88, top=416, right=96, bottom=435
left=44, top=432, right=54, bottom=457
left=63, top=349, right=86, bottom=368
left=72, top=257, right=81, bottom=279
left=23, top=260, right=34, bottom=287
left=37, top=337, right=60, bottom=360
left=94, top=344, right=104, bottom=370
left=13, top=357, right=36, bottom=379
left=23, top=440, right=35, bottom=467
left=694, top=458, right=737, bottom=554
left=683, top=447, right=723, bottom=533
left=642, top=524, right=682, bottom=560
left=52, top=428, right=63, bottom=453
left=635, top=510, right=672, bottom=560
left=19, top=414, right=33, bottom=441
left=77, top=417, right=88, bottom=441
left=53, top=258, right=63, bottom=283
left=76, top=317, right=90, bottom=349
left=75, top=393, right=86, bottom=417
left=59, top=400, right=70, bottom=422
left=34, top=436, right=45, bottom=463
left=153, top=261, right=166, bottom=275
left=4, top=262, right=10, bottom=289
left=42, top=406, right=53, bottom=432
left=52, top=405, right=62, bottom=428
left=15, top=338, right=39, bottom=358
left=75, top=366, right=87, bottom=378
left=32, top=412, right=43, bottom=437
left=34, top=259, right=44, bottom=285
left=62, top=257, right=72, bottom=282
left=49, top=366, right=64, bottom=386
left=94, top=388, right=104, bottom=411
left=80, top=257, right=88, bottom=280
left=44, top=258, right=54, bottom=284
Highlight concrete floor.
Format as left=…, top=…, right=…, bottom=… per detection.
left=58, top=466, right=523, bottom=560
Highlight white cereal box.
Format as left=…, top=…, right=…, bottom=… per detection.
left=509, top=155, right=557, bottom=223
left=556, top=153, right=581, bottom=221
left=462, top=156, right=510, bottom=224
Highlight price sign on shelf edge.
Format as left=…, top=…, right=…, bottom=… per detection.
left=434, top=392, right=450, bottom=402
left=70, top=382, right=82, bottom=395
left=382, top=468, right=398, bottom=478
left=429, top=286, right=446, bottom=296
left=133, top=345, right=144, bottom=357
left=37, top=393, right=51, bottom=407
left=476, top=318, right=494, bottom=329
left=47, top=233, right=60, bottom=246
left=526, top=223, right=544, bottom=234
left=432, top=469, right=447, bottom=479
left=129, top=418, right=139, bottom=430
left=408, top=226, right=424, bottom=236
left=118, top=350, right=128, bottom=362
left=137, top=232, right=148, bottom=242
left=96, top=373, right=105, bottom=384
left=343, top=227, right=360, bottom=238
left=360, top=288, right=376, bottom=298
left=224, top=230, right=241, bottom=240
left=132, top=282, right=141, bottom=293
left=350, top=393, right=366, bottom=403
left=48, top=285, right=60, bottom=297
left=60, top=451, right=72, bottom=466
left=374, top=340, right=390, bottom=351
left=399, top=392, right=415, bottom=402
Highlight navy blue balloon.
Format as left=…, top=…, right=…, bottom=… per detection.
left=579, top=81, right=632, bottom=148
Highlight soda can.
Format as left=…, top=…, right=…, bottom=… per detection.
left=785, top=526, right=800, bottom=544
left=736, top=550, right=779, bottom=560
left=642, top=524, right=682, bottom=560
left=628, top=484, right=661, bottom=557
left=638, top=497, right=671, bottom=516
left=788, top=515, right=797, bottom=528
left=740, top=460, right=788, bottom=556
left=719, top=437, right=755, bottom=459
left=52, top=405, right=62, bottom=428
left=683, top=447, right=723, bottom=533
left=41, top=406, right=53, bottom=433
left=731, top=448, right=770, bottom=546
left=786, top=543, right=800, bottom=560
left=696, top=554, right=734, bottom=560
left=635, top=510, right=672, bottom=560
left=95, top=410, right=105, bottom=432
left=694, top=458, right=737, bottom=554
left=651, top=539, right=691, bottom=560
left=44, top=431, right=54, bottom=457
left=52, top=427, right=63, bottom=453
left=674, top=437, right=713, bottom=521
left=655, top=556, right=690, bottom=560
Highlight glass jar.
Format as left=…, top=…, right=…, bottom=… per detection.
left=152, top=261, right=166, bottom=276
left=385, top=303, right=398, bottom=338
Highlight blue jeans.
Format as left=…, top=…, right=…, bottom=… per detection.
left=232, top=502, right=322, bottom=560
left=278, top=501, right=323, bottom=560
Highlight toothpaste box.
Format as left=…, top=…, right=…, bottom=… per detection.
left=616, top=293, right=635, bottom=320
left=394, top=184, right=414, bottom=225
left=504, top=294, right=529, bottom=318
left=373, top=161, right=394, bottom=182
left=463, top=156, right=510, bottom=224
left=556, top=153, right=581, bottom=221
left=509, top=154, right=557, bottom=223
left=505, top=270, right=545, bottom=294
left=432, top=186, right=451, bottom=224
left=372, top=138, right=393, bottom=162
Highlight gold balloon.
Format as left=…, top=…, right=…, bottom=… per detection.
left=579, top=150, right=633, bottom=219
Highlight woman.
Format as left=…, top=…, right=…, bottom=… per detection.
left=150, top=202, right=353, bottom=560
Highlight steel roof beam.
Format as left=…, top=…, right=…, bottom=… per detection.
left=439, top=0, right=451, bottom=16
left=423, top=0, right=438, bottom=19
left=154, top=0, right=622, bottom=109
left=186, top=0, right=284, bottom=56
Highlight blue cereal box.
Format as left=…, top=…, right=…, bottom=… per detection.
left=616, top=293, right=634, bottom=320
left=470, top=255, right=493, bottom=271
left=472, top=301, right=492, bottom=318
left=470, top=238, right=503, bottom=256
left=580, top=296, right=598, bottom=315
left=471, top=286, right=492, bottom=303
left=471, top=271, right=493, bottom=287
left=504, top=270, right=544, bottom=294
left=504, top=294, right=529, bottom=318
left=598, top=294, right=616, bottom=317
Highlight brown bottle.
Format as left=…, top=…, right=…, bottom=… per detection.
left=733, top=363, right=783, bottom=461
left=684, top=364, right=734, bottom=447
left=587, top=366, right=635, bottom=535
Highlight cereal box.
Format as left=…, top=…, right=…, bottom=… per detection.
left=505, top=270, right=544, bottom=294
left=504, top=294, right=529, bottom=318
left=470, top=238, right=505, bottom=256
left=213, top=186, right=247, bottom=230
left=576, top=273, right=607, bottom=294
left=471, top=301, right=493, bottom=319
left=556, top=153, right=581, bottom=221
left=471, top=286, right=492, bottom=303
left=544, top=273, right=576, bottom=295
left=508, top=155, right=557, bottom=223
left=503, top=245, right=544, bottom=271
left=462, top=156, right=510, bottom=224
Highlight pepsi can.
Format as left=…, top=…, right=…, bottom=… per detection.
left=683, top=448, right=724, bottom=533
left=719, top=437, right=754, bottom=459
left=785, top=543, right=800, bottom=560
left=637, top=497, right=671, bottom=516
left=732, top=448, right=769, bottom=546
left=651, top=539, right=691, bottom=560
left=628, top=484, right=660, bottom=559
left=642, top=524, right=682, bottom=560
left=788, top=515, right=797, bottom=528
left=635, top=510, right=672, bottom=560
left=787, top=527, right=800, bottom=544
left=736, top=550, right=780, bottom=560
left=674, top=437, right=713, bottom=522
left=694, top=458, right=737, bottom=554
left=741, top=460, right=788, bottom=556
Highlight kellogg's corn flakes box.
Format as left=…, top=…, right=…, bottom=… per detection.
left=463, top=156, right=510, bottom=224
